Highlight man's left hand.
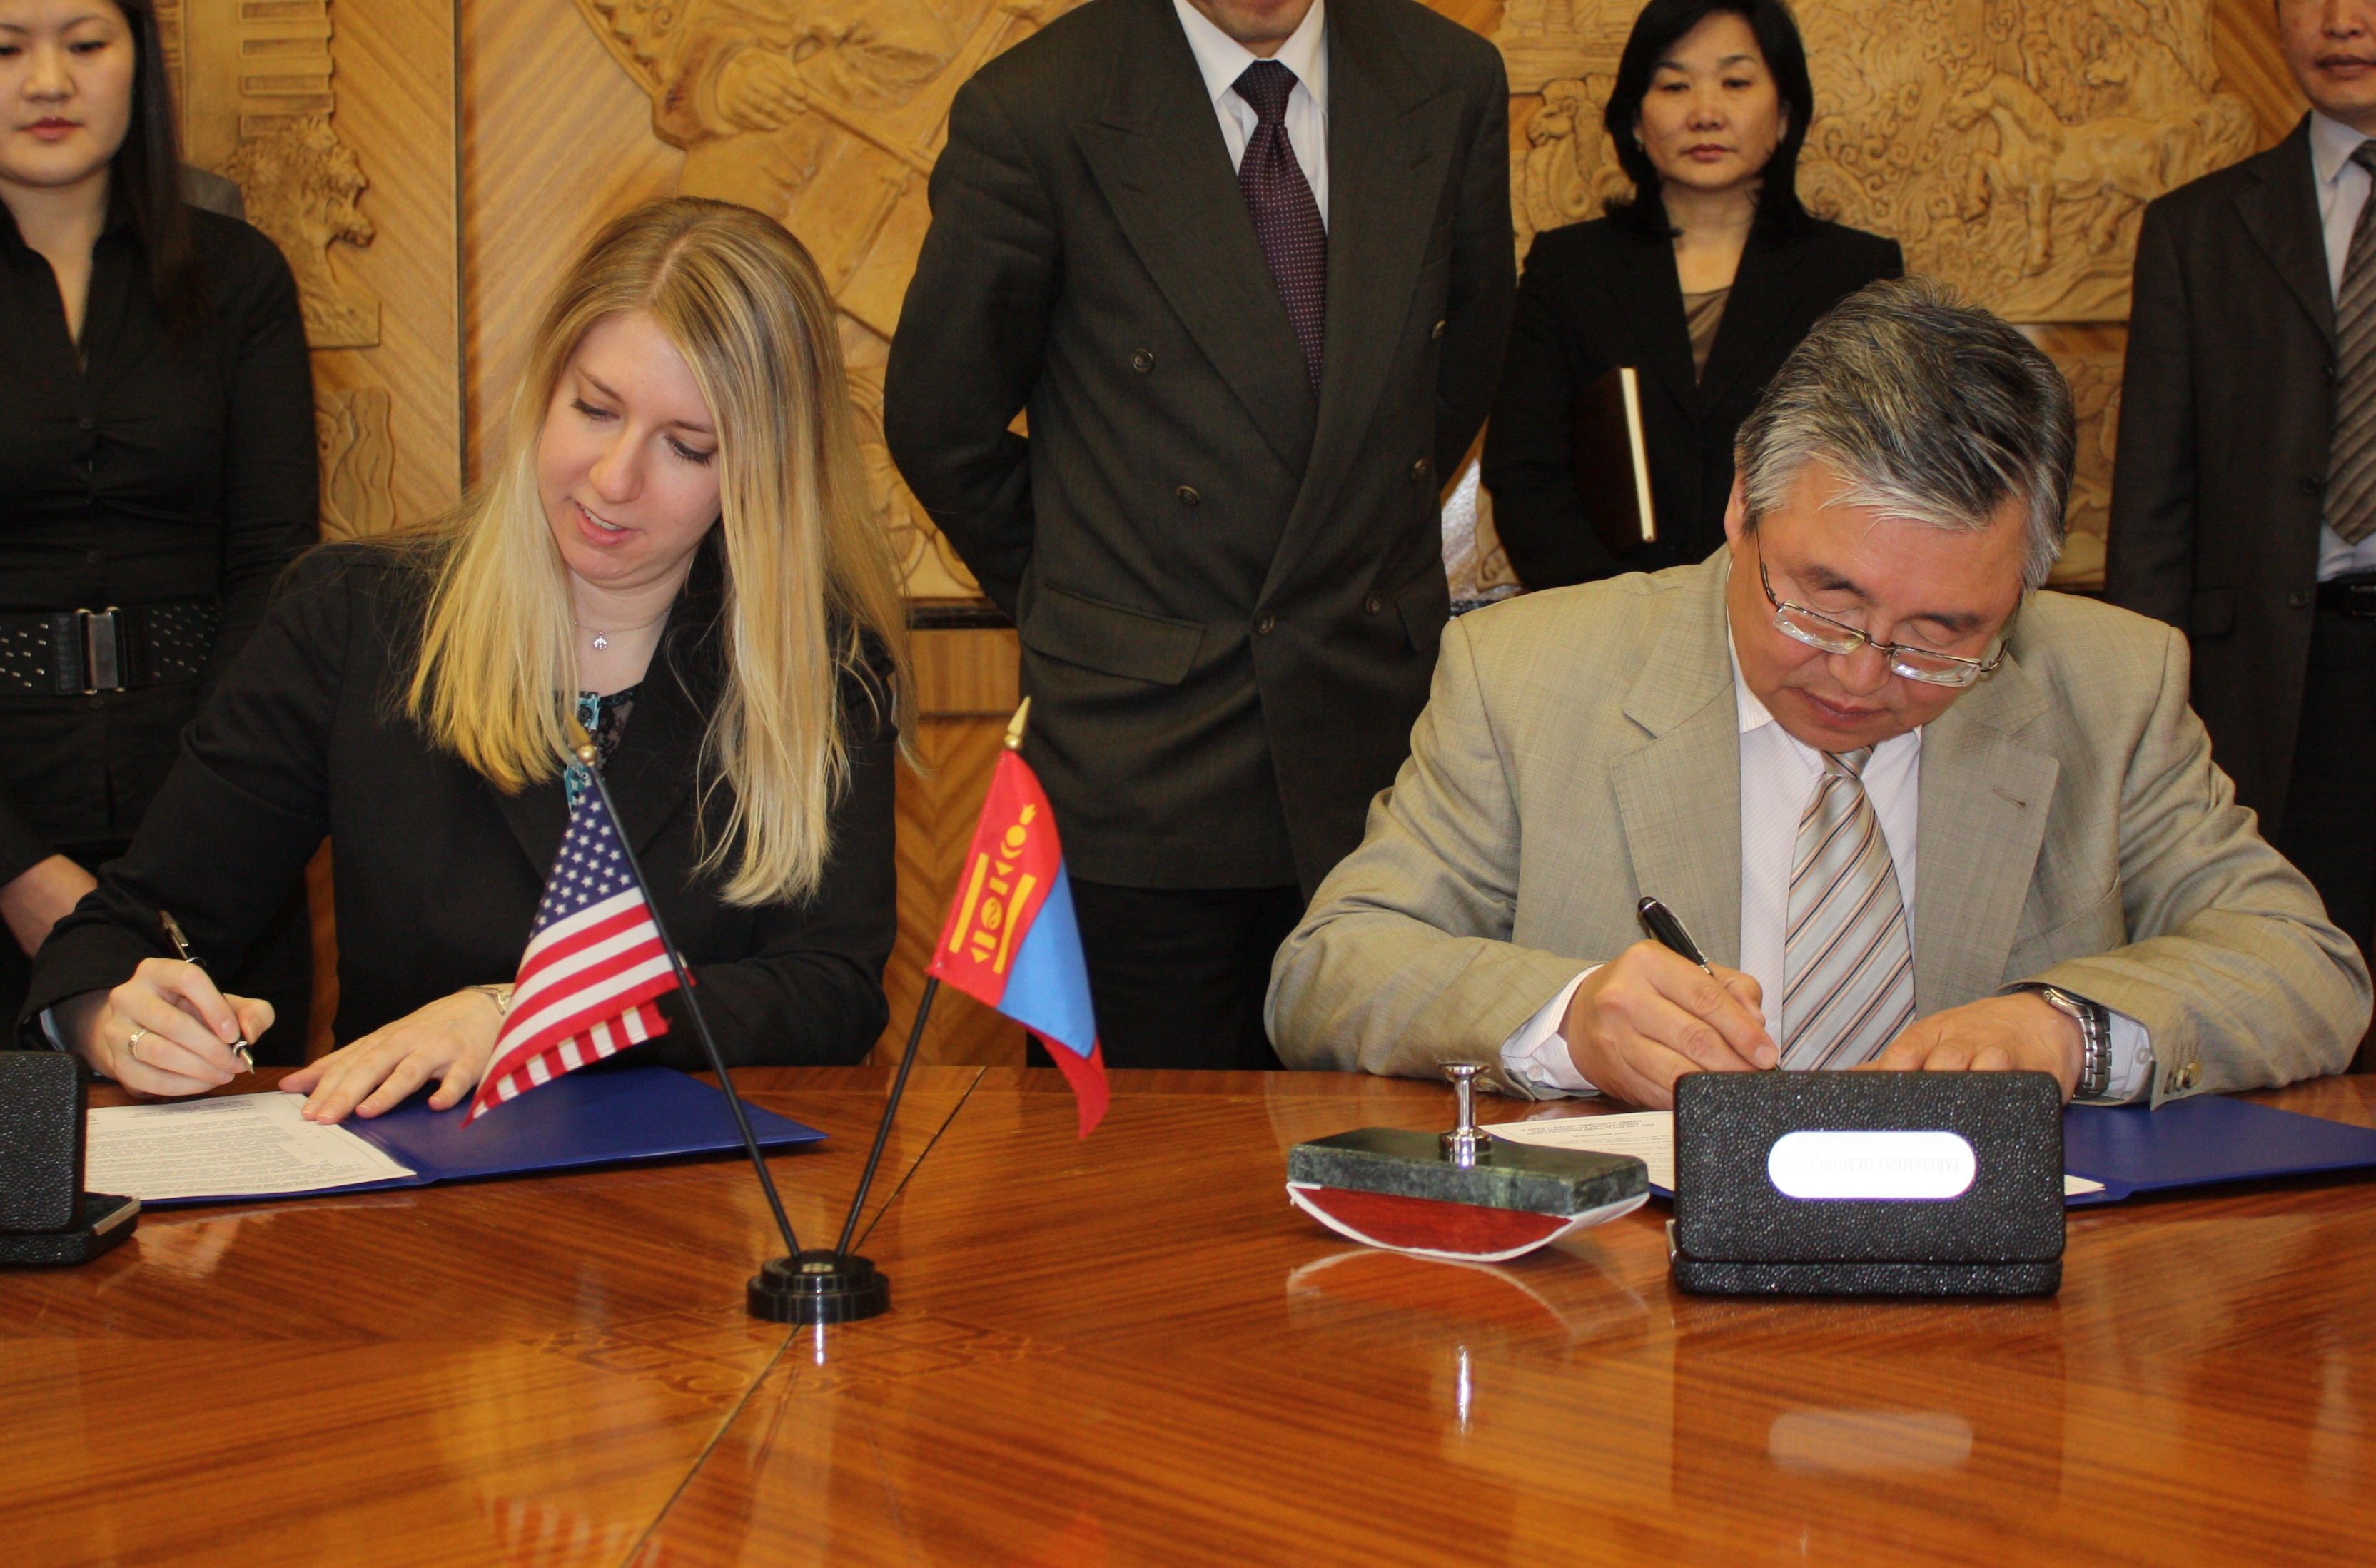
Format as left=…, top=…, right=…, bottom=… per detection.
left=1855, top=992, right=2082, bottom=1101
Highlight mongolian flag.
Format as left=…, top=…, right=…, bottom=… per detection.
left=929, top=745, right=1108, bottom=1137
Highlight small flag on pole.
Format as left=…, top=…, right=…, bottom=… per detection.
left=467, top=783, right=679, bottom=1123
left=929, top=710, right=1108, bottom=1137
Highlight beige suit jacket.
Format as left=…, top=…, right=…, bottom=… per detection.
left=1268, top=552, right=2371, bottom=1103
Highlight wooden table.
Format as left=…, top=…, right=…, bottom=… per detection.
left=8, top=1068, right=2375, bottom=1566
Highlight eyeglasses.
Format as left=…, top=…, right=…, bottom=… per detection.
left=1758, top=559, right=2008, bottom=689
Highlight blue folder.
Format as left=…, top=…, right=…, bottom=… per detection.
left=146, top=1066, right=826, bottom=1208
left=2062, top=1094, right=2376, bottom=1206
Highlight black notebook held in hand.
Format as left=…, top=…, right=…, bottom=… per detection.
left=1669, top=1072, right=2065, bottom=1298
left=1570, top=364, right=1657, bottom=560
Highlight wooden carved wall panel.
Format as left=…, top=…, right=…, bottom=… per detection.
left=572, top=0, right=1085, bottom=600
left=173, top=0, right=461, bottom=537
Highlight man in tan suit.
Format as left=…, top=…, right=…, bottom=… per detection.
left=1270, top=278, right=2370, bottom=1107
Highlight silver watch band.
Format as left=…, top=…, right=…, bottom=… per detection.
left=2032, top=984, right=2111, bottom=1098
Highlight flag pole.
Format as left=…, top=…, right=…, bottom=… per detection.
left=565, top=724, right=804, bottom=1267
left=824, top=699, right=1033, bottom=1267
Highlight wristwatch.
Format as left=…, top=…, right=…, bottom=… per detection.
left=2030, top=984, right=2111, bottom=1098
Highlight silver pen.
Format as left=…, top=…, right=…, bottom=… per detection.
left=159, top=910, right=256, bottom=1071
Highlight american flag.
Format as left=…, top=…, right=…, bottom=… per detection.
left=466, top=783, right=679, bottom=1123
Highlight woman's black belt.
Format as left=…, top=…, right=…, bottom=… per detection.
left=0, top=602, right=221, bottom=694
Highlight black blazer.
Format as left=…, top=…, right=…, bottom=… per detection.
left=21, top=542, right=897, bottom=1069
left=2106, top=118, right=2332, bottom=830
left=0, top=203, right=317, bottom=881
left=884, top=0, right=1515, bottom=895
left=1482, top=215, right=1902, bottom=587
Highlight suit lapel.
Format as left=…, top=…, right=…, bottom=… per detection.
left=1695, top=236, right=1806, bottom=414
left=1258, top=0, right=1458, bottom=599
left=1071, top=0, right=1316, bottom=475
left=488, top=774, right=568, bottom=880
left=1616, top=229, right=1701, bottom=420
left=2235, top=118, right=2334, bottom=348
left=1910, top=650, right=2058, bottom=1014
left=1609, top=558, right=1744, bottom=966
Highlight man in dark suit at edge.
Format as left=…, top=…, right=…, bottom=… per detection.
left=885, top=0, right=1515, bottom=1068
left=2108, top=0, right=2376, bottom=991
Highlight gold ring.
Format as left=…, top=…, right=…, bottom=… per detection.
left=126, top=1027, right=147, bottom=1063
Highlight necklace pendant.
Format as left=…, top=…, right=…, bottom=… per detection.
left=591, top=634, right=609, bottom=651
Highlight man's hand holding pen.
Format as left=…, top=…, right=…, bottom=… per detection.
left=1557, top=941, right=1779, bottom=1108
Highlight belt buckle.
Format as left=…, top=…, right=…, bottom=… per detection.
left=78, top=607, right=125, bottom=694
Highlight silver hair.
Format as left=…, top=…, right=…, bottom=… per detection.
left=1734, top=275, right=2076, bottom=590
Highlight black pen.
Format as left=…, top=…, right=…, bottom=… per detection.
left=159, top=910, right=256, bottom=1071
left=1636, top=896, right=1712, bottom=977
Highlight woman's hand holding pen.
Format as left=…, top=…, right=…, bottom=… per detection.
left=1558, top=941, right=1779, bottom=1108
left=56, top=958, right=272, bottom=1099
left=280, top=990, right=505, bottom=1124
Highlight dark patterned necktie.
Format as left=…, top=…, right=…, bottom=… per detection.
left=2328, top=141, right=2376, bottom=543
left=1233, top=60, right=1326, bottom=394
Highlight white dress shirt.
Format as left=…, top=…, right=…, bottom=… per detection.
left=2309, top=110, right=2376, bottom=580
left=1500, top=634, right=2153, bottom=1100
left=1171, top=0, right=1330, bottom=228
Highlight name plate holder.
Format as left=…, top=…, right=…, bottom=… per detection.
left=1669, top=1072, right=2064, bottom=1298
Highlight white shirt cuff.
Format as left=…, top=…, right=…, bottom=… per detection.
left=1498, top=967, right=1600, bottom=1097
left=2095, top=1008, right=2153, bottom=1103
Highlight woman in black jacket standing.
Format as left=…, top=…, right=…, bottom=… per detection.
left=0, top=0, right=316, bottom=1029
left=1484, top=0, right=1901, bottom=588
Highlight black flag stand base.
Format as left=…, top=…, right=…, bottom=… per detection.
left=746, top=976, right=941, bottom=1325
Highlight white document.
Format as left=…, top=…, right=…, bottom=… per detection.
left=1490, top=1111, right=2108, bottom=1198
left=1494, top=1111, right=1678, bottom=1190
left=86, top=1092, right=416, bottom=1203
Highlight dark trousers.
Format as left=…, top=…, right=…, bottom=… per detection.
left=2278, top=610, right=2376, bottom=953
left=1058, top=880, right=1305, bottom=1071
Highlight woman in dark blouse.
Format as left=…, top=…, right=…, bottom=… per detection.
left=1484, top=0, right=1901, bottom=588
left=0, top=1, right=316, bottom=1028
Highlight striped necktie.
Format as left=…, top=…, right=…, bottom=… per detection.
left=1781, top=748, right=1917, bottom=1070
left=2327, top=141, right=2376, bottom=544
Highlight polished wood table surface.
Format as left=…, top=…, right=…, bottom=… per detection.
left=8, top=1068, right=2375, bottom=1566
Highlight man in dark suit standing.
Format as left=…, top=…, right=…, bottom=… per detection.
left=2108, top=0, right=2376, bottom=956
left=885, top=0, right=1513, bottom=1068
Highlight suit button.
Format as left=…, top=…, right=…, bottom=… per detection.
left=2292, top=588, right=2314, bottom=610
left=1131, top=349, right=1156, bottom=373
left=1409, top=458, right=1431, bottom=487
left=1364, top=592, right=1383, bottom=614
left=2179, top=1062, right=2200, bottom=1091
left=1176, top=485, right=1200, bottom=506
left=1254, top=614, right=1276, bottom=636
left=2330, top=362, right=2341, bottom=385
left=2302, top=475, right=2326, bottom=497
left=77, top=417, right=93, bottom=431
left=84, top=549, right=103, bottom=565
left=1430, top=319, right=1447, bottom=341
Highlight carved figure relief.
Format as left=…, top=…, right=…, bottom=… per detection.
left=179, top=1, right=378, bottom=349
left=2041, top=345, right=2123, bottom=585
left=316, top=386, right=396, bottom=542
left=581, top=0, right=1080, bottom=597
left=222, top=113, right=378, bottom=348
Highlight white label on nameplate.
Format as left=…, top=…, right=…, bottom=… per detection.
left=1766, top=1130, right=1976, bottom=1200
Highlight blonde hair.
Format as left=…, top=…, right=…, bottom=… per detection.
left=405, top=198, right=912, bottom=905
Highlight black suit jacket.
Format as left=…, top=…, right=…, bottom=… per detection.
left=2106, top=117, right=2335, bottom=829
left=20, top=542, right=896, bottom=1069
left=882, top=0, right=1514, bottom=895
left=1481, top=215, right=1901, bottom=587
